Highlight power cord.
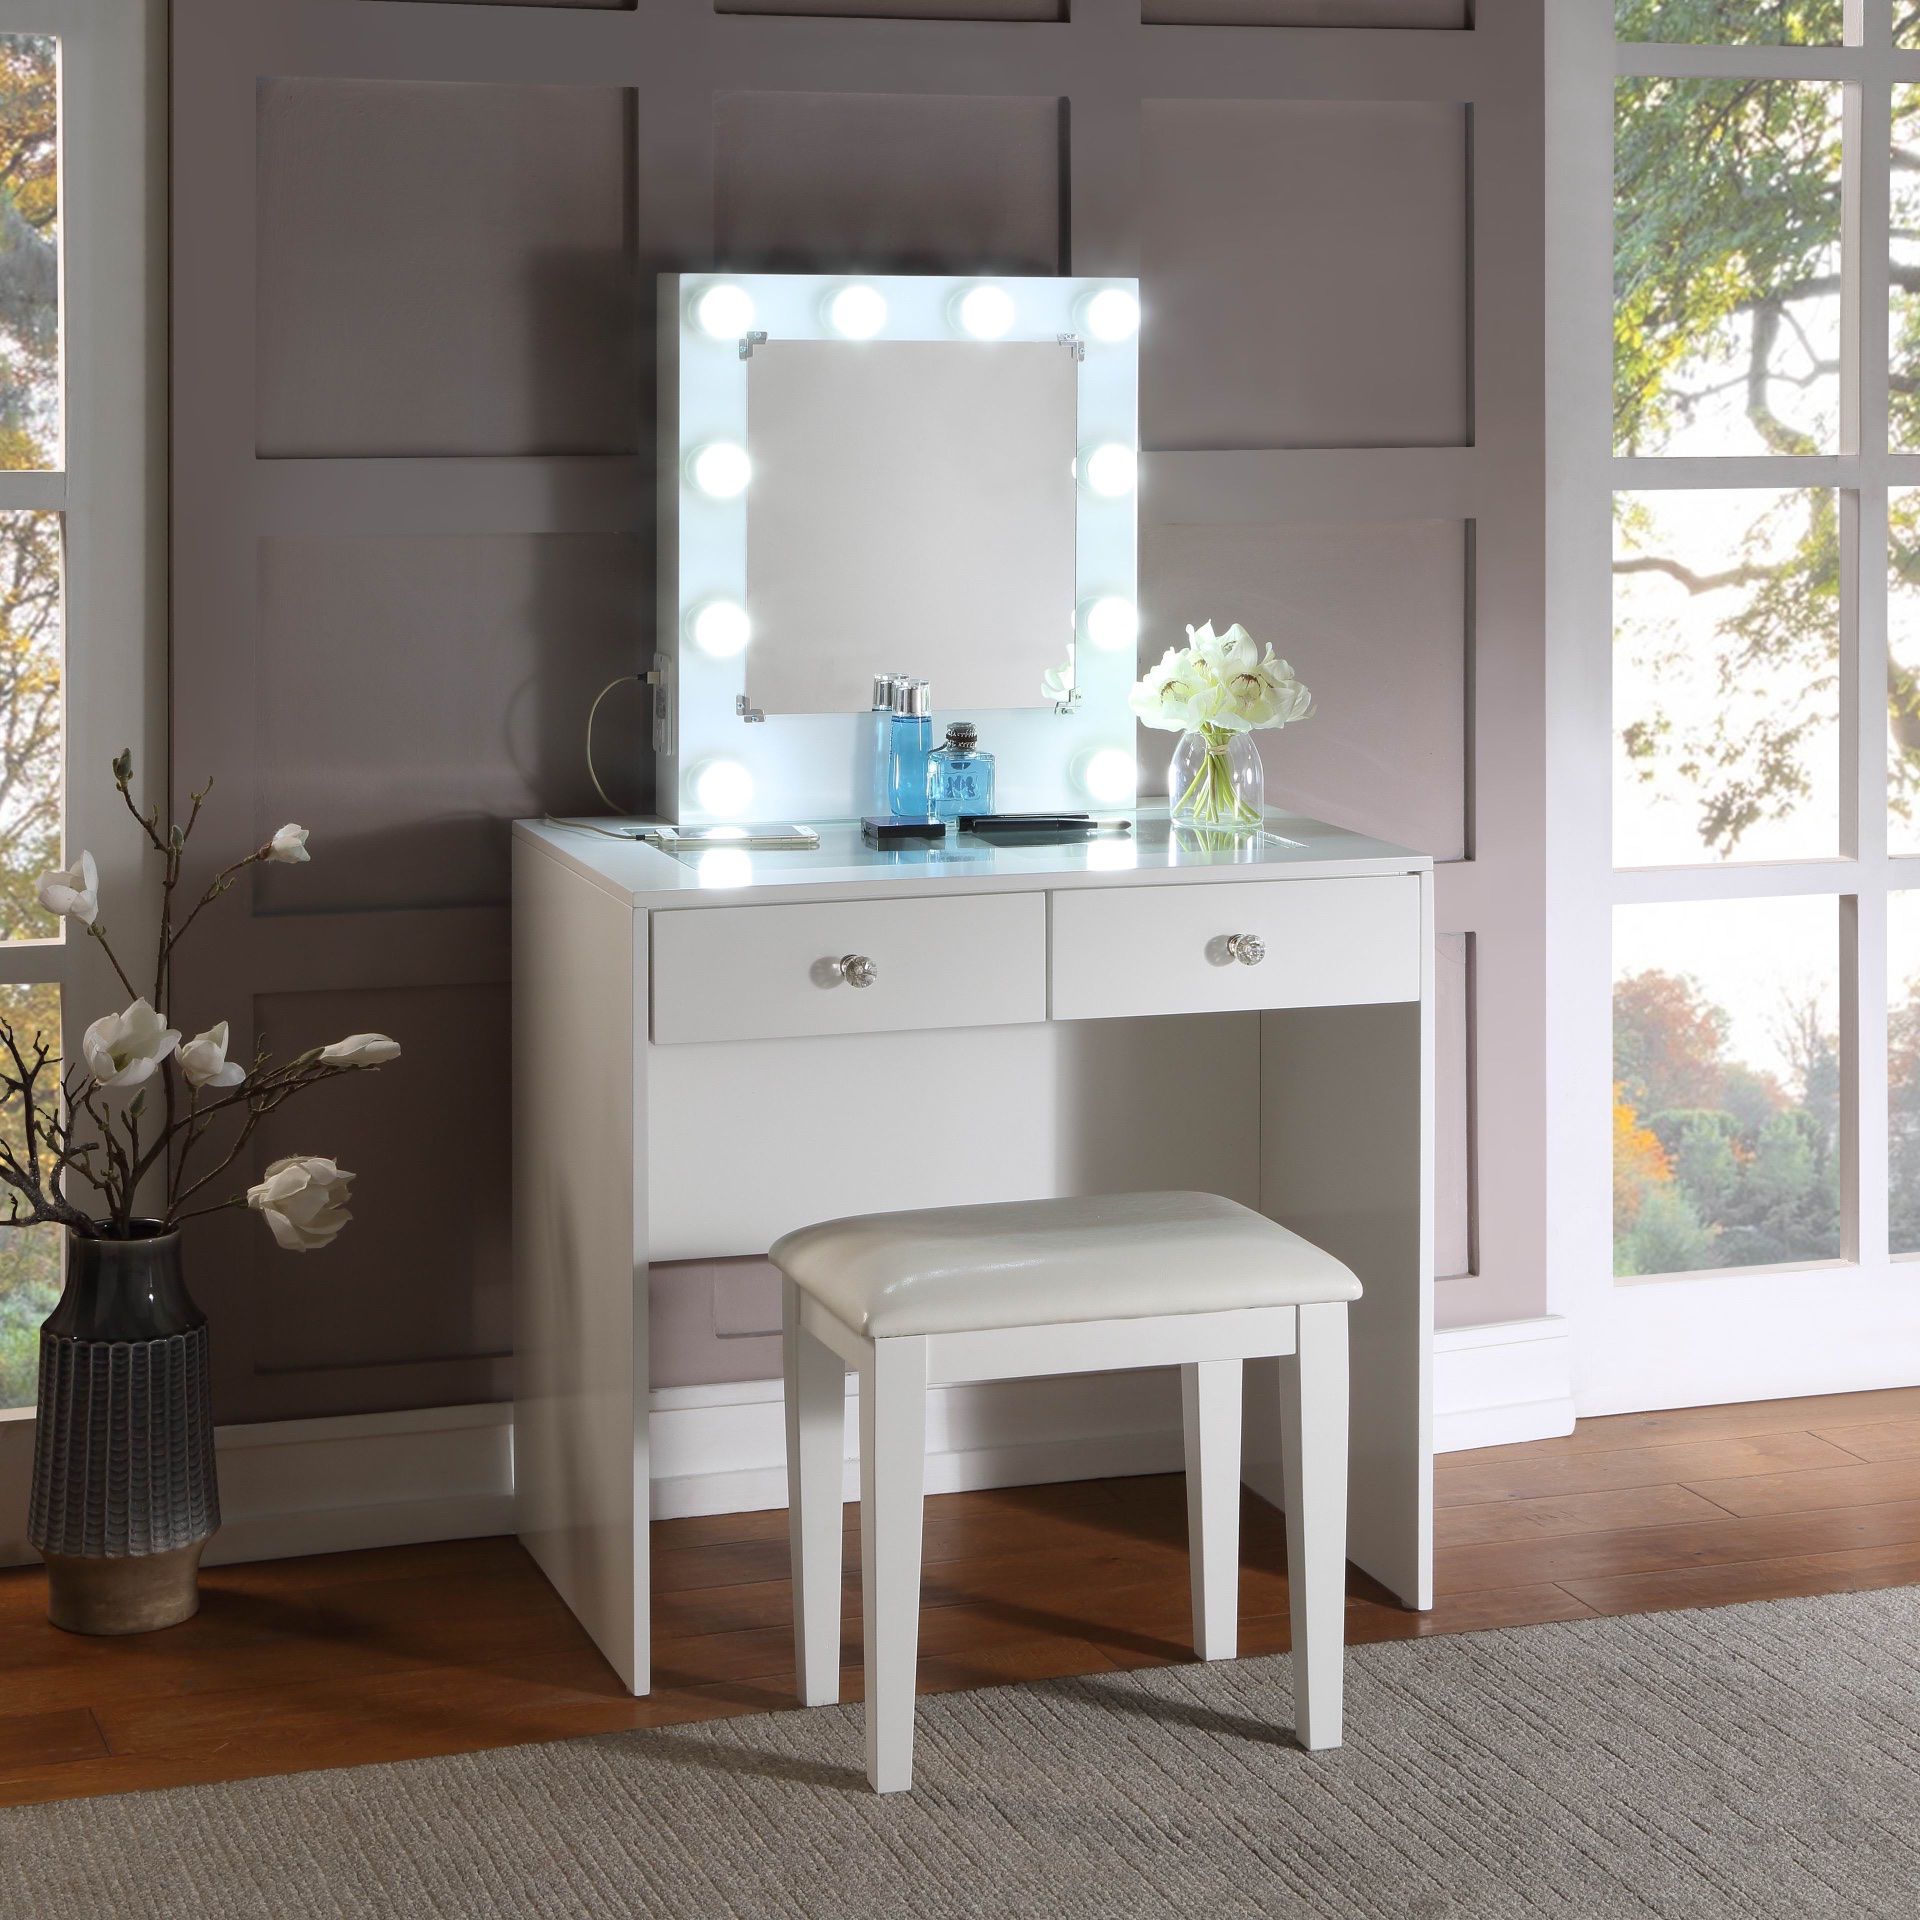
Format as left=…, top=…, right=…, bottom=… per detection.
left=584, top=671, right=648, bottom=815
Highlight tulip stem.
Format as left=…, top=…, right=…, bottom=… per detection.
left=1172, top=727, right=1262, bottom=829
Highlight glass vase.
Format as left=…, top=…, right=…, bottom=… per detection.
left=1167, top=726, right=1264, bottom=831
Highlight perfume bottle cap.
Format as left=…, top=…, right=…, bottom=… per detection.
left=892, top=678, right=931, bottom=718
left=871, top=672, right=896, bottom=710
left=944, top=721, right=978, bottom=749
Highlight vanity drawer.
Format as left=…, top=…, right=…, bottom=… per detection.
left=650, top=892, right=1047, bottom=1045
left=1049, top=876, right=1421, bottom=1021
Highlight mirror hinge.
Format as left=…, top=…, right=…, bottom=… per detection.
left=646, top=654, right=671, bottom=753
left=735, top=694, right=765, bottom=723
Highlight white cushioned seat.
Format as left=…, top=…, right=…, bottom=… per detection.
left=769, top=1190, right=1361, bottom=1339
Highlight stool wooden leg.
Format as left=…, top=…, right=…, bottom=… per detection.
left=860, top=1335, right=927, bottom=1793
left=1181, top=1357, right=1242, bottom=1661
left=1280, top=1300, right=1349, bottom=1750
left=784, top=1283, right=847, bottom=1708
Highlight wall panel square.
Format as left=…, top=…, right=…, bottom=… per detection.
left=715, top=91, right=1062, bottom=271
left=1141, top=517, right=1467, bottom=859
left=1141, top=99, right=1469, bottom=449
left=250, top=984, right=513, bottom=1378
left=257, top=78, right=637, bottom=457
left=721, top=0, right=1059, bottom=12
left=256, top=533, right=650, bottom=914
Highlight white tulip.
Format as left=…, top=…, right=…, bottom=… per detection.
left=247, top=1155, right=354, bottom=1252
left=319, top=1032, right=401, bottom=1068
left=37, top=851, right=98, bottom=926
left=178, top=1020, right=246, bottom=1090
left=267, top=823, right=310, bottom=864
left=82, top=998, right=181, bottom=1091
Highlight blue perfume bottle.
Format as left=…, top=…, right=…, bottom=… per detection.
left=927, top=721, right=995, bottom=821
left=868, top=672, right=899, bottom=815
left=888, top=678, right=933, bottom=814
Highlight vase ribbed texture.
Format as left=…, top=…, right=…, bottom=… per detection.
left=28, top=1229, right=220, bottom=1561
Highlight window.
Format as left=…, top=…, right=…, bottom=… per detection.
left=1607, top=8, right=1919, bottom=1280
left=0, top=7, right=161, bottom=1414
left=0, top=35, right=60, bottom=1409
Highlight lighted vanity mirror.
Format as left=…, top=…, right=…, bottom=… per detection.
left=658, top=271, right=1140, bottom=825
left=743, top=341, right=1077, bottom=717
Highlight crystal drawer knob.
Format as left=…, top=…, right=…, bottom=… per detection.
left=839, top=953, right=878, bottom=989
left=1225, top=933, right=1265, bottom=967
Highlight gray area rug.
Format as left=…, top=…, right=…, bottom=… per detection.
left=7, top=1587, right=1920, bottom=1919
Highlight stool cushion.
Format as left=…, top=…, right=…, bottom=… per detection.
left=769, top=1191, right=1361, bottom=1339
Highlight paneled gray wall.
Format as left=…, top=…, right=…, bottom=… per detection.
left=172, top=0, right=1541, bottom=1421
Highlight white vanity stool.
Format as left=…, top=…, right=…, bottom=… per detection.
left=773, top=1189, right=1360, bottom=1793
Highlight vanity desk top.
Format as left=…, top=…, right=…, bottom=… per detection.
left=514, top=810, right=1430, bottom=912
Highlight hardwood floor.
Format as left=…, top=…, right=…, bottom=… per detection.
left=4, top=1385, right=1920, bottom=1809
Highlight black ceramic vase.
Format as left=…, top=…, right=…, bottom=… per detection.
left=27, top=1225, right=220, bottom=1633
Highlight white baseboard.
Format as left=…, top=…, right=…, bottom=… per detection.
left=0, top=1401, right=515, bottom=1571
left=0, top=1316, right=1572, bottom=1566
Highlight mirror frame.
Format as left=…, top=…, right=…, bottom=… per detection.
left=656, top=271, right=1139, bottom=824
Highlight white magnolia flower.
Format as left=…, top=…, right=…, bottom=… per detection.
left=248, top=1155, right=354, bottom=1252
left=178, top=1020, right=246, bottom=1091
left=266, top=823, right=310, bottom=864
left=1041, top=661, right=1075, bottom=708
left=1130, top=624, right=1313, bottom=739
left=82, top=998, right=181, bottom=1091
left=37, top=851, right=99, bottom=927
left=319, top=1032, right=401, bottom=1068
left=1128, top=647, right=1213, bottom=733
left=1186, top=620, right=1258, bottom=678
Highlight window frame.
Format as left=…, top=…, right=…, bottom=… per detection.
left=0, top=0, right=164, bottom=1429
left=1547, top=0, right=1920, bottom=1416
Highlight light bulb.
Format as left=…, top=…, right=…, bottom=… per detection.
left=691, top=282, right=755, bottom=340
left=1082, top=596, right=1138, bottom=653
left=1080, top=747, right=1136, bottom=805
left=694, top=758, right=754, bottom=818
left=955, top=284, right=1016, bottom=340
left=827, top=284, right=888, bottom=340
left=688, top=599, right=751, bottom=658
left=689, top=441, right=751, bottom=499
left=1082, top=286, right=1140, bottom=343
left=1081, top=443, right=1137, bottom=498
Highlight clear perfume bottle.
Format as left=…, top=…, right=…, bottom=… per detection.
left=927, top=721, right=995, bottom=821
left=888, top=678, right=933, bottom=815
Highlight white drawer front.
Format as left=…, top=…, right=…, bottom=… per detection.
left=1050, top=876, right=1421, bottom=1021
left=650, top=892, right=1047, bottom=1044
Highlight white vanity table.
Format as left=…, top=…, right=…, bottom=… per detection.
left=512, top=810, right=1434, bottom=1693
left=511, top=266, right=1432, bottom=1692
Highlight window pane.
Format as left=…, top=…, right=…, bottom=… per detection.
left=1614, top=897, right=1840, bottom=1277
left=1615, top=80, right=1841, bottom=457
left=0, top=978, right=59, bottom=1410
left=0, top=510, right=61, bottom=940
left=1901, top=7, right=1920, bottom=51
left=1614, top=489, right=1839, bottom=866
left=1895, top=892, right=1920, bottom=1258
left=1618, top=0, right=1842, bottom=44
left=1889, top=491, right=1920, bottom=854
left=1892, top=90, right=1920, bottom=453
left=0, top=37, right=57, bottom=471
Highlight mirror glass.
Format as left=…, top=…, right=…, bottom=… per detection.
left=742, top=340, right=1078, bottom=717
